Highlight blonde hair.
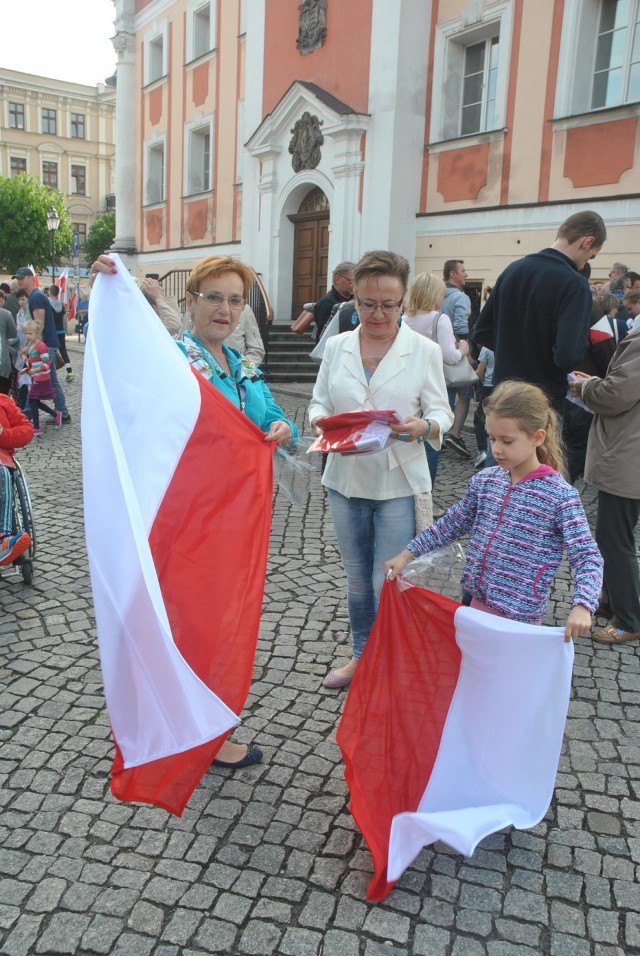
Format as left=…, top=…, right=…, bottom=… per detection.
left=405, top=272, right=446, bottom=316
left=483, top=380, right=566, bottom=475
left=186, top=256, right=255, bottom=297
left=23, top=320, right=39, bottom=335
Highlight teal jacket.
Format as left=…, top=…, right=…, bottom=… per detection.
left=177, top=333, right=298, bottom=440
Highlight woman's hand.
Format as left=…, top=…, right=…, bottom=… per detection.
left=390, top=416, right=434, bottom=442
left=264, top=420, right=293, bottom=445
left=458, top=339, right=470, bottom=357
left=384, top=549, right=414, bottom=580
left=564, top=604, right=592, bottom=641
left=90, top=254, right=118, bottom=278
left=311, top=417, right=324, bottom=437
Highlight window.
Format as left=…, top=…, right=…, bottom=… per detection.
left=146, top=142, right=165, bottom=203
left=71, top=113, right=85, bottom=138
left=592, top=0, right=640, bottom=108
left=10, top=157, right=26, bottom=177
left=73, top=223, right=87, bottom=249
left=460, top=36, right=499, bottom=135
left=71, top=165, right=86, bottom=195
left=187, top=124, right=211, bottom=194
left=556, top=0, right=640, bottom=115
left=188, top=1, right=216, bottom=60
left=429, top=2, right=513, bottom=143
left=9, top=102, right=24, bottom=129
left=149, top=35, right=164, bottom=82
left=42, top=108, right=57, bottom=134
left=42, top=161, right=58, bottom=188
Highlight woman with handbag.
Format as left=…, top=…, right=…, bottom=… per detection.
left=21, top=320, right=60, bottom=435
left=309, top=251, right=453, bottom=689
left=404, top=272, right=475, bottom=485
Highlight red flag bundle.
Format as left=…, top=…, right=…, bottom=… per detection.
left=309, top=409, right=402, bottom=455
left=337, top=579, right=574, bottom=900
left=82, top=258, right=274, bottom=815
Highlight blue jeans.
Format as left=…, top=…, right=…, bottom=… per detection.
left=48, top=350, right=69, bottom=415
left=327, top=490, right=416, bottom=659
left=425, top=442, right=439, bottom=486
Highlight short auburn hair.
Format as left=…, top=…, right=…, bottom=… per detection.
left=186, top=256, right=255, bottom=297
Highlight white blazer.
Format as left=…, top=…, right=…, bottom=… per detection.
left=308, top=323, right=454, bottom=498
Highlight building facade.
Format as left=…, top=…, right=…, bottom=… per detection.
left=111, top=0, right=640, bottom=320
left=0, top=69, right=115, bottom=261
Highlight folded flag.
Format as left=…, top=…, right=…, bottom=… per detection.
left=337, top=579, right=574, bottom=901
left=82, top=258, right=274, bottom=815
left=589, top=315, right=615, bottom=344
left=309, top=409, right=403, bottom=455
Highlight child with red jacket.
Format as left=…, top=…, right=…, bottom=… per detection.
left=0, top=394, right=33, bottom=565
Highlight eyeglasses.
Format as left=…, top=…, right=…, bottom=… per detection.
left=355, top=295, right=404, bottom=316
left=194, top=291, right=245, bottom=310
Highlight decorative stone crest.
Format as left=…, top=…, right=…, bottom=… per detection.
left=289, top=112, right=324, bottom=172
left=296, top=0, right=327, bottom=55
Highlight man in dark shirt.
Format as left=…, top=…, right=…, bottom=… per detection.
left=14, top=267, right=70, bottom=422
left=313, top=261, right=355, bottom=342
left=473, top=211, right=607, bottom=411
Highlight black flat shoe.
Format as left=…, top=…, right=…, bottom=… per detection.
left=212, top=742, right=263, bottom=769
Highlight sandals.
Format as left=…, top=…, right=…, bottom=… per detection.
left=592, top=625, right=640, bottom=645
left=212, top=742, right=263, bottom=769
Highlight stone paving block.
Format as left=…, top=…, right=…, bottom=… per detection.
left=80, top=915, right=123, bottom=954
left=237, top=919, right=282, bottom=955
left=192, top=917, right=239, bottom=953
left=127, top=901, right=164, bottom=936
left=0, top=914, right=44, bottom=956
left=34, top=912, right=91, bottom=954
left=549, top=932, right=591, bottom=956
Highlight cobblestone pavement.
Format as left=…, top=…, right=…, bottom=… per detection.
left=1, top=343, right=639, bottom=956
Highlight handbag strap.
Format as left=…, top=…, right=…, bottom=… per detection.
left=431, top=311, right=442, bottom=344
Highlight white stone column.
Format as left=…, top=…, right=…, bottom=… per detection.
left=361, top=0, right=432, bottom=264
left=111, top=23, right=137, bottom=256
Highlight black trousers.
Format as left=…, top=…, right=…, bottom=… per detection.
left=595, top=490, right=640, bottom=633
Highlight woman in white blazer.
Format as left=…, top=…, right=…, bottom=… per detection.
left=308, top=250, right=453, bottom=689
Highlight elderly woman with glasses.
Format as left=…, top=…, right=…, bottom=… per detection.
left=309, top=250, right=453, bottom=689
left=90, top=253, right=297, bottom=768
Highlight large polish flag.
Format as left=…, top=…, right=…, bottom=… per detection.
left=82, top=257, right=274, bottom=815
left=337, top=579, right=574, bottom=901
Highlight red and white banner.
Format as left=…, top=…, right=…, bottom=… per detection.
left=82, top=257, right=274, bottom=815
left=67, top=291, right=78, bottom=323
left=56, top=266, right=69, bottom=303
left=337, top=580, right=574, bottom=900
left=28, top=265, right=39, bottom=288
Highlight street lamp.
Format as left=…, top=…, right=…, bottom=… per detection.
left=46, top=205, right=60, bottom=285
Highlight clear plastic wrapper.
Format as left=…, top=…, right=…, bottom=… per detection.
left=273, top=437, right=320, bottom=507
left=397, top=542, right=466, bottom=601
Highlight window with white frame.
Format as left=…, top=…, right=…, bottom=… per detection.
left=42, top=161, right=58, bottom=188
left=146, top=141, right=165, bottom=204
left=144, top=23, right=168, bottom=85
left=592, top=0, right=640, bottom=108
left=429, top=1, right=513, bottom=143
left=556, top=0, right=640, bottom=115
left=71, top=165, right=86, bottom=195
left=10, top=157, right=26, bottom=177
left=186, top=123, right=212, bottom=194
left=189, top=1, right=216, bottom=60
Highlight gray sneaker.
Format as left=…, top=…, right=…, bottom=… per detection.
left=474, top=450, right=487, bottom=469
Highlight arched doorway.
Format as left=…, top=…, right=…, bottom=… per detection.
left=288, top=187, right=330, bottom=320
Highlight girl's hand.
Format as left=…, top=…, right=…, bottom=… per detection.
left=564, top=604, right=592, bottom=641
left=264, top=420, right=292, bottom=445
left=384, top=549, right=414, bottom=580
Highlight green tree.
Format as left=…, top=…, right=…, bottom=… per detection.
left=0, top=174, right=73, bottom=275
left=84, top=211, right=116, bottom=266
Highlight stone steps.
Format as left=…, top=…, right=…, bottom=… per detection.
left=265, top=327, right=318, bottom=383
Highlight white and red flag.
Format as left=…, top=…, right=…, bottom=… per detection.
left=56, top=266, right=69, bottom=303
left=82, top=257, right=274, bottom=815
left=337, top=580, right=574, bottom=901
left=28, top=265, right=39, bottom=288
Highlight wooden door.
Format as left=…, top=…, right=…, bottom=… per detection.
left=289, top=211, right=330, bottom=321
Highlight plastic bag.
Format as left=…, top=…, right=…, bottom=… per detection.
left=273, top=438, right=319, bottom=507
left=397, top=542, right=466, bottom=602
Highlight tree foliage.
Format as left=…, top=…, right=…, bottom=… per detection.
left=0, top=175, right=74, bottom=275
left=84, top=211, right=116, bottom=266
